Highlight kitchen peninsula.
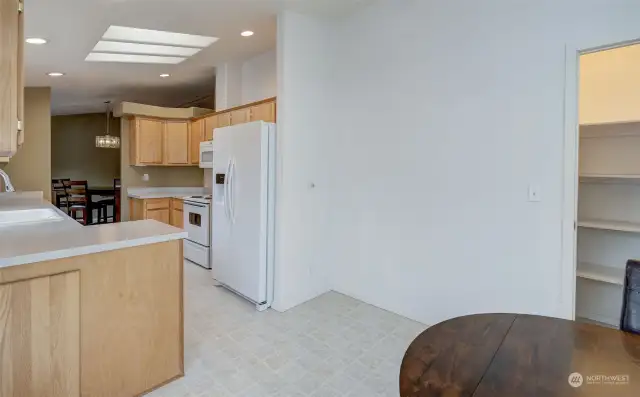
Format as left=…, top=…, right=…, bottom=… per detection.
left=0, top=192, right=185, bottom=397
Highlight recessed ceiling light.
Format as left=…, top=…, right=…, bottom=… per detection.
left=101, top=26, right=218, bottom=48
left=160, top=73, right=170, bottom=78
left=26, top=38, right=47, bottom=45
left=92, top=41, right=201, bottom=57
left=85, top=53, right=185, bottom=64
left=47, top=72, right=64, bottom=77
left=241, top=31, right=254, bottom=37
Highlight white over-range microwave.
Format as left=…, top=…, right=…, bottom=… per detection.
left=199, top=141, right=214, bottom=168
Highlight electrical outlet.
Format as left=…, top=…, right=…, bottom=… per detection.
left=142, top=173, right=149, bottom=182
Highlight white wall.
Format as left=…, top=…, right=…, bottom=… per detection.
left=215, top=49, right=276, bottom=110
left=271, top=11, right=333, bottom=312
left=215, top=61, right=243, bottom=110
left=309, top=0, right=640, bottom=326
left=242, top=50, right=277, bottom=104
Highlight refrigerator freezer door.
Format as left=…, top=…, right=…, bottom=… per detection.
left=221, top=122, right=270, bottom=303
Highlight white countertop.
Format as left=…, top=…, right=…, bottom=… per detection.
left=0, top=192, right=187, bottom=269
left=127, top=187, right=208, bottom=199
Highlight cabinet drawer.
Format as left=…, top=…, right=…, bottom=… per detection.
left=145, top=198, right=171, bottom=210
left=171, top=199, right=184, bottom=211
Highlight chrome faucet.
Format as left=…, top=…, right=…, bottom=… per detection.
left=0, top=169, right=15, bottom=192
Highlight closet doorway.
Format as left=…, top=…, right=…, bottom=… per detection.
left=565, top=40, right=640, bottom=327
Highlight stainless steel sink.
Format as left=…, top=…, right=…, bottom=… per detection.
left=0, top=208, right=64, bottom=227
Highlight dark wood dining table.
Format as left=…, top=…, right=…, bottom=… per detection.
left=400, top=313, right=640, bottom=397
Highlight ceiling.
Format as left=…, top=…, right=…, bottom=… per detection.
left=25, top=0, right=370, bottom=115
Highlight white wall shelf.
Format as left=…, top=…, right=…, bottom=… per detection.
left=577, top=262, right=625, bottom=285
left=578, top=219, right=640, bottom=233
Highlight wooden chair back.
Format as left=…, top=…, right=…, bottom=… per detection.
left=63, top=180, right=89, bottom=205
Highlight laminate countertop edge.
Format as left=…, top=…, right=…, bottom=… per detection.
left=0, top=222, right=187, bottom=269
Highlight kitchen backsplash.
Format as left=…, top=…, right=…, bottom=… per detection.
left=204, top=169, right=213, bottom=194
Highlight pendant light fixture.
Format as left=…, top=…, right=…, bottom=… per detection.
left=95, top=101, right=120, bottom=149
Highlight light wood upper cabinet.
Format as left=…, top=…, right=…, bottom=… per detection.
left=217, top=112, right=231, bottom=128
left=190, top=119, right=204, bottom=164
left=0, top=271, right=81, bottom=397
left=204, top=115, right=217, bottom=141
left=130, top=117, right=193, bottom=166
left=164, top=121, right=190, bottom=165
left=0, top=0, right=24, bottom=160
left=250, top=101, right=276, bottom=123
left=130, top=118, right=164, bottom=165
left=230, top=108, right=251, bottom=125
left=128, top=98, right=275, bottom=166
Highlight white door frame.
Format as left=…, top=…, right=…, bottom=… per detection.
left=561, top=36, right=640, bottom=320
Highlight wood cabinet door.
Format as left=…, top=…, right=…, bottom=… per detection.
left=136, top=118, right=164, bottom=164
left=217, top=112, right=231, bottom=128
left=204, top=115, right=217, bottom=141
left=146, top=208, right=170, bottom=224
left=169, top=199, right=184, bottom=228
left=0, top=0, right=22, bottom=158
left=171, top=209, right=184, bottom=228
left=230, top=108, right=251, bottom=125
left=250, top=101, right=276, bottom=123
left=164, top=121, right=189, bottom=165
left=190, top=119, right=204, bottom=164
left=0, top=271, right=80, bottom=397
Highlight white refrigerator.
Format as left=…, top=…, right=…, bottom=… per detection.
left=211, top=121, right=276, bottom=311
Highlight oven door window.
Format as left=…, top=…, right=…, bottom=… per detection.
left=189, top=212, right=202, bottom=227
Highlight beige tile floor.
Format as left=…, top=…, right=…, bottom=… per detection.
left=147, top=261, right=426, bottom=397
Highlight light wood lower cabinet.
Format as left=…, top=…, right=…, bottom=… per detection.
left=130, top=197, right=184, bottom=228
left=170, top=198, right=184, bottom=228
left=0, top=241, right=184, bottom=397
left=0, top=271, right=80, bottom=397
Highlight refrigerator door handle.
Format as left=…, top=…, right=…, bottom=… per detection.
left=224, top=158, right=232, bottom=221
left=229, top=157, right=236, bottom=224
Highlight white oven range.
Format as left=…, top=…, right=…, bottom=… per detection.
left=183, top=195, right=211, bottom=269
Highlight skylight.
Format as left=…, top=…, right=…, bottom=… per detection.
left=85, top=53, right=186, bottom=64
left=85, top=25, right=218, bottom=64
left=102, top=26, right=218, bottom=48
left=92, top=41, right=202, bottom=57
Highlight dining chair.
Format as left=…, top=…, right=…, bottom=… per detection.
left=64, top=180, right=108, bottom=225
left=63, top=180, right=89, bottom=224
left=620, top=260, right=640, bottom=334
left=95, top=178, right=120, bottom=223
left=51, top=178, right=70, bottom=212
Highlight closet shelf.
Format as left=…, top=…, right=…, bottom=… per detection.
left=580, top=174, right=640, bottom=184
left=577, top=262, right=625, bottom=285
left=578, top=219, right=640, bottom=233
